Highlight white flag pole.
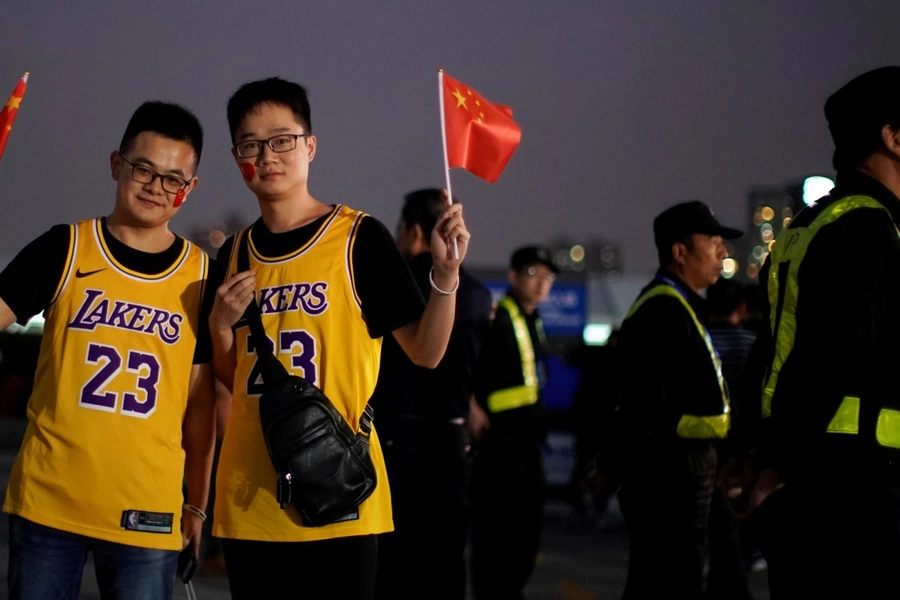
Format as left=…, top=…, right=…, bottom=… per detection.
left=438, top=69, right=459, bottom=259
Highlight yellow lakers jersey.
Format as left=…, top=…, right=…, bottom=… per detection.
left=3, top=218, right=208, bottom=550
left=214, top=205, right=391, bottom=542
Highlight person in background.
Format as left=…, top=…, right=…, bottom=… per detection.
left=470, top=245, right=556, bottom=600
left=704, top=278, right=756, bottom=600
left=373, top=188, right=492, bottom=600
left=590, top=200, right=741, bottom=599
left=720, top=65, right=900, bottom=598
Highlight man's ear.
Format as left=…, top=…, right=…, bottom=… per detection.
left=178, top=177, right=199, bottom=206
left=881, top=124, right=900, bottom=160
left=671, top=241, right=688, bottom=266
left=414, top=223, right=426, bottom=242
left=306, top=134, right=317, bottom=162
left=110, top=151, right=121, bottom=181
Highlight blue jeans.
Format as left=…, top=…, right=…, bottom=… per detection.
left=7, top=515, right=178, bottom=600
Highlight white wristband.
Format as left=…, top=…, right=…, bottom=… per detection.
left=183, top=503, right=207, bottom=522
left=429, top=266, right=459, bottom=295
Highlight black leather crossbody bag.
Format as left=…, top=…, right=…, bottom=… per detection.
left=237, top=230, right=377, bottom=527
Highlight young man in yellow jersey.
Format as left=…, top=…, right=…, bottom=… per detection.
left=208, top=77, right=469, bottom=599
left=0, top=102, right=216, bottom=599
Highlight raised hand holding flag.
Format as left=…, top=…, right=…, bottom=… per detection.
left=438, top=70, right=521, bottom=258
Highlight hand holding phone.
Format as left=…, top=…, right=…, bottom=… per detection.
left=178, top=546, right=198, bottom=584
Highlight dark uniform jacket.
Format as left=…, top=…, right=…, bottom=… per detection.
left=475, top=293, right=548, bottom=446
left=614, top=271, right=725, bottom=446
left=755, top=170, right=900, bottom=480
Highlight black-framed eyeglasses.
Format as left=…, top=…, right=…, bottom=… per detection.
left=234, top=134, right=310, bottom=158
left=525, top=266, right=557, bottom=282
left=118, top=153, right=191, bottom=194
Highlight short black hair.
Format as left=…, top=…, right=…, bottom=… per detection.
left=119, top=101, right=203, bottom=165
left=401, top=188, right=451, bottom=237
left=227, top=77, right=311, bottom=144
left=657, top=234, right=694, bottom=268
left=707, top=278, right=745, bottom=317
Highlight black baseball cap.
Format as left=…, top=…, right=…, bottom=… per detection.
left=653, top=201, right=742, bottom=252
left=510, top=245, right=559, bottom=274
left=824, top=66, right=900, bottom=171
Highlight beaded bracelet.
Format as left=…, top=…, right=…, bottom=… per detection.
left=183, top=503, right=207, bottom=522
left=429, top=266, right=459, bottom=295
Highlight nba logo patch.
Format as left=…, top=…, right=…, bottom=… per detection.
left=121, top=509, right=174, bottom=534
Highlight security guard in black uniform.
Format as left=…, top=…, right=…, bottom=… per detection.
left=605, top=201, right=741, bottom=599
left=720, top=66, right=900, bottom=598
left=470, top=246, right=555, bottom=600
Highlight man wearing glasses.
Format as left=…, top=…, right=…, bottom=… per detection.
left=0, top=101, right=216, bottom=599
left=207, top=77, right=469, bottom=600
left=469, top=245, right=557, bottom=599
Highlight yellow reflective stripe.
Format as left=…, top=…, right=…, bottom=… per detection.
left=625, top=284, right=730, bottom=438
left=826, top=396, right=860, bottom=434
left=825, top=403, right=900, bottom=449
left=487, top=385, right=538, bottom=413
left=762, top=196, right=889, bottom=418
left=876, top=409, right=900, bottom=449
left=486, top=296, right=539, bottom=413
left=676, top=414, right=731, bottom=439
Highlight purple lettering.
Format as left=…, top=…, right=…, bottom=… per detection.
left=107, top=301, right=133, bottom=328
left=67, top=290, right=183, bottom=344
left=84, top=299, right=110, bottom=327
left=259, top=287, right=281, bottom=314
left=160, top=314, right=182, bottom=345
left=143, top=309, right=171, bottom=339
left=276, top=286, right=292, bottom=313
left=287, top=283, right=311, bottom=312
left=79, top=343, right=122, bottom=411
left=281, top=330, right=318, bottom=383
left=127, top=305, right=152, bottom=330
left=122, top=351, right=160, bottom=417
left=303, top=282, right=329, bottom=316
left=68, top=289, right=105, bottom=330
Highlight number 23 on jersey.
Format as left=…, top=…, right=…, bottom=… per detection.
left=246, top=329, right=319, bottom=395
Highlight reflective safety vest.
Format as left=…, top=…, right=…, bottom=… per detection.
left=763, top=195, right=900, bottom=448
left=624, top=281, right=731, bottom=439
left=487, top=296, right=544, bottom=413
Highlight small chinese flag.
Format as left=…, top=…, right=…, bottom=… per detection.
left=0, top=72, right=30, bottom=167
left=441, top=72, right=521, bottom=184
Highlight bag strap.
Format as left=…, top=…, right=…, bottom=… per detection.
left=236, top=228, right=288, bottom=384
left=235, top=226, right=375, bottom=435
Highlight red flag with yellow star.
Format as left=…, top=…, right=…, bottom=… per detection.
left=0, top=72, right=30, bottom=167
left=441, top=72, right=521, bottom=183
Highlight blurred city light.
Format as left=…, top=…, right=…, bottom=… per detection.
left=583, top=323, right=612, bottom=346
left=722, top=257, right=737, bottom=279
left=802, top=175, right=835, bottom=206
left=569, top=244, right=585, bottom=263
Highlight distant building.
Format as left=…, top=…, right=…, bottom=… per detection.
left=741, top=176, right=834, bottom=282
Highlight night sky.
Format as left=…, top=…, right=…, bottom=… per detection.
left=2, top=1, right=899, bottom=274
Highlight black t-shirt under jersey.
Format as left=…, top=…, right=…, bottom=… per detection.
left=0, top=218, right=213, bottom=364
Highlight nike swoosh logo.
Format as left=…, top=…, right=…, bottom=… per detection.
left=75, top=268, right=107, bottom=278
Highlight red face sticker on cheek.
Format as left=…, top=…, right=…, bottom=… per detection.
left=173, top=189, right=185, bottom=207
left=240, top=162, right=255, bottom=182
